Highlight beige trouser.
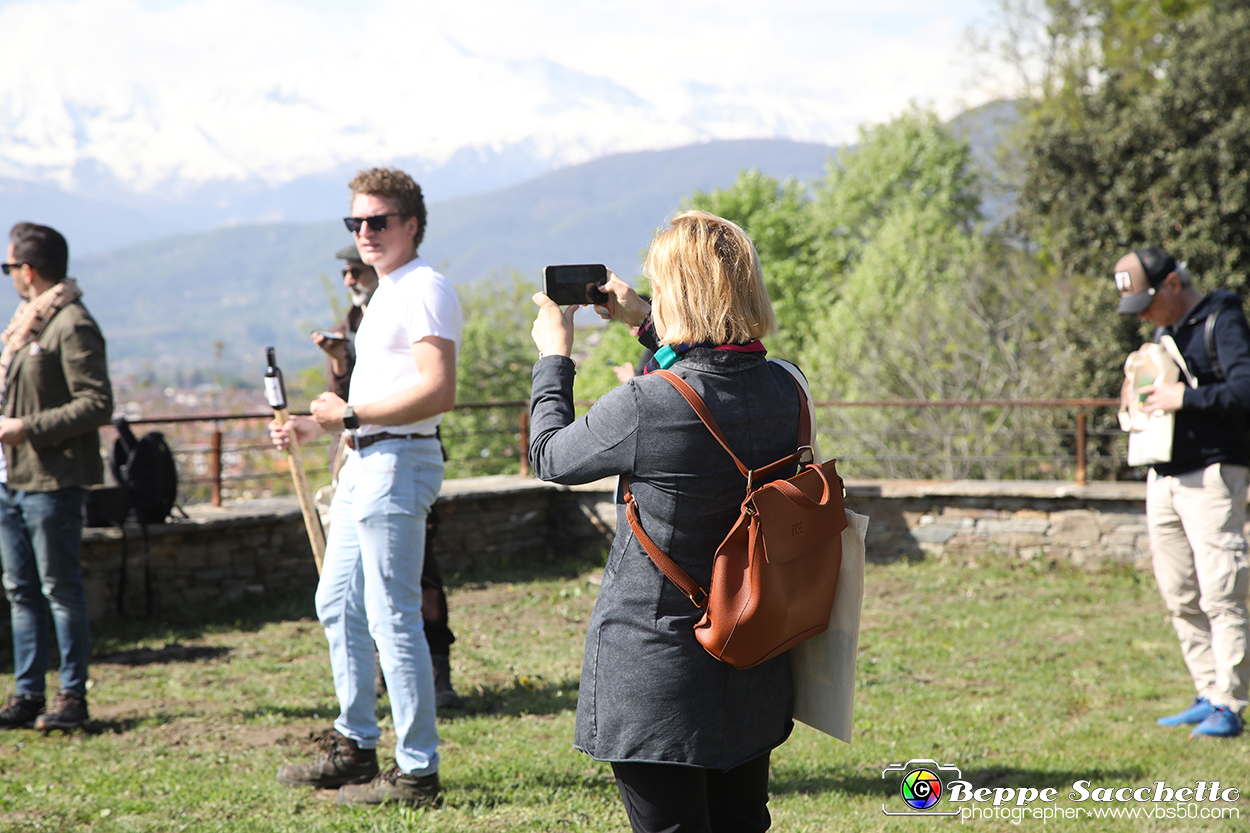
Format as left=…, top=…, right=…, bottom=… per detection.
left=1147, top=464, right=1250, bottom=711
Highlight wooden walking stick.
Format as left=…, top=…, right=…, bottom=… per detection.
left=265, top=346, right=326, bottom=573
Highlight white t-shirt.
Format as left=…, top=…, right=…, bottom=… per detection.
left=348, top=256, right=462, bottom=437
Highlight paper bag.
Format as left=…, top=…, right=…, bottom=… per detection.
left=790, top=508, right=868, bottom=743
left=1119, top=344, right=1179, bottom=466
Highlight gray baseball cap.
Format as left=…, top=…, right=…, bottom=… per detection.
left=336, top=243, right=363, bottom=262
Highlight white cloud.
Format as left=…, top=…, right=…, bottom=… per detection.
left=0, top=0, right=1001, bottom=192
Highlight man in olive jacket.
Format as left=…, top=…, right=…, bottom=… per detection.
left=0, top=222, right=112, bottom=734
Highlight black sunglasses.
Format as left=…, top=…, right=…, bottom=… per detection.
left=1, top=262, right=26, bottom=275
left=343, top=213, right=403, bottom=234
left=341, top=265, right=371, bottom=279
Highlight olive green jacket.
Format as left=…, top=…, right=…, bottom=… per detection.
left=3, top=300, right=113, bottom=492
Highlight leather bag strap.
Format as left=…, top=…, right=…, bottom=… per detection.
left=652, top=369, right=812, bottom=484
left=624, top=365, right=818, bottom=609
left=622, top=476, right=708, bottom=609
left=766, top=463, right=834, bottom=508
left=653, top=370, right=750, bottom=477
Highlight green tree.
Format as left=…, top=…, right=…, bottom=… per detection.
left=685, top=112, right=989, bottom=404
left=668, top=111, right=1077, bottom=478
left=979, top=0, right=1209, bottom=110
left=443, top=273, right=539, bottom=477
left=808, top=110, right=985, bottom=401
left=1015, top=1, right=1250, bottom=398
left=685, top=171, right=821, bottom=364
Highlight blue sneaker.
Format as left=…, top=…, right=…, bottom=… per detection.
left=1189, top=706, right=1244, bottom=739
left=1157, top=697, right=1215, bottom=727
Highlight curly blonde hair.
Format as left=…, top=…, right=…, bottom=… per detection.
left=348, top=168, right=427, bottom=249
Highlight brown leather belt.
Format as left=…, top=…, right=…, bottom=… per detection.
left=346, top=431, right=437, bottom=451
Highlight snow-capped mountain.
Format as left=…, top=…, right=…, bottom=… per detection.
left=0, top=0, right=983, bottom=232
left=0, top=0, right=991, bottom=258
left=0, top=3, right=856, bottom=198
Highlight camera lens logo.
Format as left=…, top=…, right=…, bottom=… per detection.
left=901, top=768, right=942, bottom=810
left=882, top=759, right=961, bottom=816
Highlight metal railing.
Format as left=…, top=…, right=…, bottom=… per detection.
left=117, top=397, right=1124, bottom=507
left=811, top=398, right=1122, bottom=484
left=114, top=412, right=311, bottom=507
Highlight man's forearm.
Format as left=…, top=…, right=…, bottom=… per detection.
left=354, top=382, right=455, bottom=427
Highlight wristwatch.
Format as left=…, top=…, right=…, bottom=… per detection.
left=342, top=405, right=359, bottom=430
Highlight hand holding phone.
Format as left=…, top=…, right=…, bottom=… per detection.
left=311, top=331, right=350, bottom=375
left=543, top=264, right=610, bottom=306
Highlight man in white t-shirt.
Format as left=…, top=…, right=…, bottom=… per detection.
left=270, top=168, right=462, bottom=807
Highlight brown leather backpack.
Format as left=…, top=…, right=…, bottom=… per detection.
left=624, top=369, right=848, bottom=670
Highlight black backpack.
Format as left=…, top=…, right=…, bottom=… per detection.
left=110, top=417, right=179, bottom=524
left=94, top=418, right=183, bottom=617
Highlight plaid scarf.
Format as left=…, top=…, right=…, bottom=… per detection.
left=0, top=279, right=82, bottom=406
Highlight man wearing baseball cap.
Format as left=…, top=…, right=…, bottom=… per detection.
left=314, top=244, right=379, bottom=402
left=1114, top=246, right=1250, bottom=739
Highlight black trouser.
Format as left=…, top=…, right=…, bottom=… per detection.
left=420, top=508, right=455, bottom=656
left=611, top=752, right=772, bottom=833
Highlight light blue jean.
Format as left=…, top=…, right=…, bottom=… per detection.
left=316, top=437, right=444, bottom=776
left=0, top=486, right=90, bottom=697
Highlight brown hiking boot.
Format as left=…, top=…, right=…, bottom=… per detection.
left=432, top=654, right=463, bottom=709
left=34, top=691, right=88, bottom=734
left=0, top=694, right=45, bottom=730
left=276, top=729, right=379, bottom=788
left=337, top=765, right=443, bottom=807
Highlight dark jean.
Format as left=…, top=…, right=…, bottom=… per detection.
left=0, top=485, right=90, bottom=697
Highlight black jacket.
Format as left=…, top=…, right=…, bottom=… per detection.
left=1155, top=289, right=1250, bottom=476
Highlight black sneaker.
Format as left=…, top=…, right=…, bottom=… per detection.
left=432, top=655, right=463, bottom=709
left=276, top=729, right=379, bottom=788
left=0, top=694, right=45, bottom=730
left=337, top=765, right=443, bottom=807
left=34, top=691, right=88, bottom=734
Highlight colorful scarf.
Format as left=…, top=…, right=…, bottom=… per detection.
left=644, top=339, right=767, bottom=373
left=0, top=279, right=82, bottom=405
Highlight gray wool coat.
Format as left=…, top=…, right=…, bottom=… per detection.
left=529, top=348, right=803, bottom=769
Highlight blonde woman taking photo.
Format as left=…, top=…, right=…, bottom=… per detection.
left=529, top=210, right=806, bottom=833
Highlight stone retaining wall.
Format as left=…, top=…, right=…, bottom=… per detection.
left=73, top=477, right=619, bottom=622
left=6, top=477, right=1155, bottom=626
left=79, top=499, right=321, bottom=620
left=843, top=480, right=1150, bottom=569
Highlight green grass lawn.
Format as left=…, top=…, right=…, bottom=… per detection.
left=0, top=552, right=1245, bottom=832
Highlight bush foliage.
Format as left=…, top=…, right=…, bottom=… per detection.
left=1013, top=0, right=1250, bottom=400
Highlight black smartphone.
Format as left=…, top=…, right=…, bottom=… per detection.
left=312, top=330, right=346, bottom=342
left=543, top=264, right=609, bottom=306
